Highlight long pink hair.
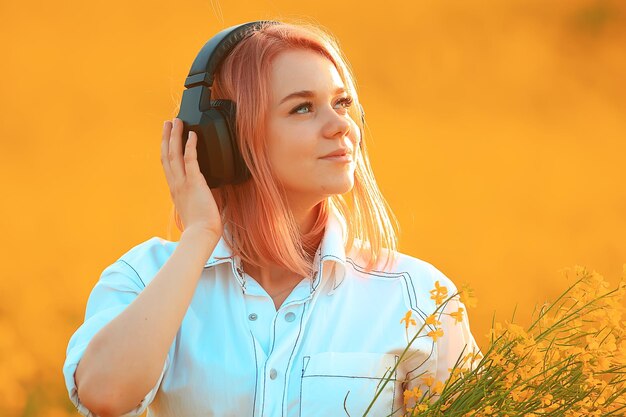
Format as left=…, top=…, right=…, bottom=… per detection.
left=170, top=20, right=399, bottom=277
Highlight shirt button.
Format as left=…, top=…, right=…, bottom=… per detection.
left=284, top=312, right=296, bottom=322
left=248, top=313, right=258, bottom=321
left=269, top=368, right=278, bottom=380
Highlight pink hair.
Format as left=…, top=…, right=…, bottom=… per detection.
left=170, top=20, right=399, bottom=277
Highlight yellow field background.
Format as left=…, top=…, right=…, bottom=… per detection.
left=1, top=0, right=625, bottom=415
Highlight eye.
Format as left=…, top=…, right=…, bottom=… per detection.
left=334, top=96, right=354, bottom=111
left=289, top=95, right=354, bottom=115
left=291, top=101, right=314, bottom=115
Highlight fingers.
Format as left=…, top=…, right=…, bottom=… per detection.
left=159, top=118, right=219, bottom=233
left=161, top=120, right=174, bottom=194
left=183, top=131, right=203, bottom=178
left=168, top=118, right=185, bottom=185
left=161, top=118, right=204, bottom=194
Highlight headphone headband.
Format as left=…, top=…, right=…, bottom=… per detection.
left=184, top=21, right=280, bottom=89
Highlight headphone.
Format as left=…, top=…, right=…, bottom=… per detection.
left=176, top=20, right=365, bottom=189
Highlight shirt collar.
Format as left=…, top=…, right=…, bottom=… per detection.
left=203, top=203, right=348, bottom=295
left=314, top=203, right=347, bottom=295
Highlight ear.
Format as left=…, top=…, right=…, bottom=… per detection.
left=358, top=102, right=365, bottom=126
left=356, top=102, right=365, bottom=147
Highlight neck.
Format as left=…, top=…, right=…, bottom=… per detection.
left=287, top=196, right=322, bottom=235
left=242, top=198, right=325, bottom=292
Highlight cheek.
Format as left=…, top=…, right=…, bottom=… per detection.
left=350, top=119, right=362, bottom=147
left=267, top=134, right=316, bottom=179
left=270, top=136, right=307, bottom=162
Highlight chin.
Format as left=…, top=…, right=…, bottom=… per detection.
left=286, top=175, right=355, bottom=199
left=323, top=179, right=355, bottom=196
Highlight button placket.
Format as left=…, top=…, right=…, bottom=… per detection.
left=260, top=303, right=306, bottom=416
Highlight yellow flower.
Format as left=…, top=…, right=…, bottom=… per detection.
left=487, top=322, right=504, bottom=340
left=428, top=328, right=444, bottom=342
left=505, top=322, right=528, bottom=340
left=447, top=366, right=470, bottom=385
left=490, top=352, right=505, bottom=366
left=432, top=380, right=444, bottom=395
left=400, top=310, right=416, bottom=329
left=510, top=388, right=523, bottom=402
left=541, top=393, right=553, bottom=406
left=430, top=280, right=449, bottom=305
left=421, top=375, right=435, bottom=387
left=403, top=386, right=423, bottom=405
left=425, top=314, right=441, bottom=327
left=512, top=342, right=526, bottom=356
left=463, top=350, right=483, bottom=365
left=449, top=307, right=464, bottom=324
left=459, top=283, right=478, bottom=308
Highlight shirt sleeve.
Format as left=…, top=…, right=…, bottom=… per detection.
left=403, top=265, right=481, bottom=408
left=63, top=259, right=170, bottom=417
left=432, top=288, right=481, bottom=384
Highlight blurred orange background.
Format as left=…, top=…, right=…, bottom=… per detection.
left=1, top=0, right=625, bottom=415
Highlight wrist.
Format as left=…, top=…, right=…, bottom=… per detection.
left=181, top=226, right=222, bottom=252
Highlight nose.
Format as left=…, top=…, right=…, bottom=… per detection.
left=322, top=105, right=351, bottom=140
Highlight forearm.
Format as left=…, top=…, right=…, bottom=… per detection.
left=75, top=227, right=219, bottom=416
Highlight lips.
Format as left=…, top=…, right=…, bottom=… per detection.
left=321, top=148, right=350, bottom=158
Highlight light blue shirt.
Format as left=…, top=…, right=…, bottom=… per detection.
left=63, top=207, right=478, bottom=416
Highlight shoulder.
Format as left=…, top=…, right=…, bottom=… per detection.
left=393, top=251, right=460, bottom=313
left=347, top=242, right=459, bottom=307
left=347, top=242, right=458, bottom=290
left=108, top=236, right=178, bottom=288
left=390, top=250, right=459, bottom=295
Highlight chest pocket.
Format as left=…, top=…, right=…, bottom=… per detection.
left=299, top=352, right=399, bottom=417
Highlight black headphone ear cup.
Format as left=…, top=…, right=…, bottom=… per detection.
left=209, top=100, right=250, bottom=184
left=185, top=98, right=250, bottom=188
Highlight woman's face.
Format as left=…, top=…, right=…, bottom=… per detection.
left=266, top=49, right=361, bottom=206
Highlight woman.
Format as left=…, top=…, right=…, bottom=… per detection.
left=63, top=20, right=478, bottom=417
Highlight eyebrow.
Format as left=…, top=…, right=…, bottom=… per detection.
left=279, top=87, right=347, bottom=105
